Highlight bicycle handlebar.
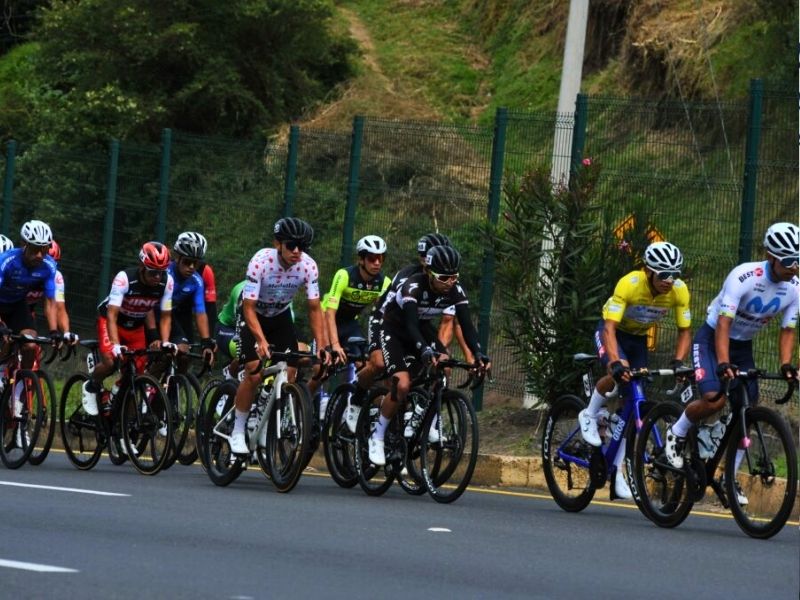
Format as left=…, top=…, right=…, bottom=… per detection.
left=720, top=369, right=798, bottom=405
left=605, top=366, right=695, bottom=399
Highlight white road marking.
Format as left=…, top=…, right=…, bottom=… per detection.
left=0, top=558, right=78, bottom=573
left=427, top=527, right=452, bottom=532
left=0, top=481, right=130, bottom=497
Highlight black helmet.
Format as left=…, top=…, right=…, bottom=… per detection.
left=274, top=217, right=314, bottom=246
left=174, top=231, right=208, bottom=259
left=417, top=232, right=451, bottom=256
left=425, top=245, right=461, bottom=275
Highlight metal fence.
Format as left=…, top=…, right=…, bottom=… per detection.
left=1, top=80, right=796, bottom=406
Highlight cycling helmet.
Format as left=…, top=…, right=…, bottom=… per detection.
left=20, top=220, right=53, bottom=246
left=356, top=235, right=387, bottom=256
left=417, top=232, right=451, bottom=256
left=139, top=241, right=170, bottom=270
left=764, top=222, right=799, bottom=259
left=0, top=234, right=13, bottom=253
left=273, top=217, right=314, bottom=246
left=174, top=231, right=208, bottom=259
left=48, top=240, right=62, bottom=262
left=425, top=245, right=461, bottom=275
left=643, top=241, right=683, bottom=271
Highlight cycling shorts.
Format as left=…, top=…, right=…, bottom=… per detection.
left=237, top=309, right=299, bottom=367
left=97, top=316, right=147, bottom=374
left=692, top=323, right=757, bottom=406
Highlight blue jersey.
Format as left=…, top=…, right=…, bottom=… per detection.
left=0, top=249, right=57, bottom=304
left=168, top=262, right=206, bottom=314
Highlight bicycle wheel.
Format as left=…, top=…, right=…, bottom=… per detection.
left=420, top=390, right=478, bottom=504
left=28, top=369, right=57, bottom=465
left=632, top=401, right=693, bottom=527
left=724, top=406, right=798, bottom=539
left=195, top=376, right=224, bottom=471
left=354, top=387, right=395, bottom=497
left=120, top=374, right=172, bottom=475
left=322, top=383, right=359, bottom=488
left=161, top=374, right=194, bottom=470
left=177, top=372, right=202, bottom=466
left=59, top=373, right=103, bottom=470
left=202, top=381, right=244, bottom=486
left=0, top=370, right=44, bottom=469
left=541, top=394, right=596, bottom=511
left=266, top=381, right=311, bottom=493
left=400, top=388, right=431, bottom=495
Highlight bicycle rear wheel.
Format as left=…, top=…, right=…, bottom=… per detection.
left=195, top=376, right=224, bottom=471
left=120, top=374, right=173, bottom=475
left=541, top=394, right=596, bottom=512
left=632, top=401, right=693, bottom=527
left=202, top=381, right=244, bottom=486
left=322, top=383, right=359, bottom=488
left=266, top=382, right=311, bottom=493
left=420, top=390, right=478, bottom=504
left=354, top=387, right=396, bottom=496
left=59, top=373, right=103, bottom=470
left=28, top=369, right=57, bottom=465
left=724, top=406, right=798, bottom=539
left=0, top=370, right=44, bottom=469
left=161, top=374, right=193, bottom=470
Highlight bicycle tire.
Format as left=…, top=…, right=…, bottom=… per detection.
left=623, top=400, right=655, bottom=510
left=59, top=373, right=103, bottom=470
left=161, top=374, right=193, bottom=470
left=354, top=387, right=395, bottom=497
left=724, top=406, right=798, bottom=539
left=0, top=370, right=44, bottom=469
left=27, top=369, right=57, bottom=465
left=400, top=388, right=431, bottom=495
left=266, top=381, right=312, bottom=493
left=420, top=390, right=478, bottom=504
left=195, top=376, right=225, bottom=471
left=541, top=394, right=596, bottom=512
left=177, top=372, right=202, bottom=466
left=121, top=374, right=173, bottom=475
left=632, top=400, right=693, bottom=527
left=322, top=383, right=359, bottom=488
left=202, top=381, right=244, bottom=486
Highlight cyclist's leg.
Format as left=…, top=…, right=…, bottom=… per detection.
left=230, top=319, right=265, bottom=453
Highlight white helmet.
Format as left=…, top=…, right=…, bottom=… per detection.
left=174, top=231, right=208, bottom=259
left=0, top=234, right=13, bottom=253
left=20, top=220, right=53, bottom=246
left=356, top=235, right=387, bottom=255
left=644, top=241, right=683, bottom=271
left=764, top=222, right=799, bottom=260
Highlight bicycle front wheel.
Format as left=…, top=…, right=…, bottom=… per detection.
left=322, top=383, right=359, bottom=488
left=121, top=374, right=173, bottom=475
left=195, top=376, right=224, bottom=471
left=161, top=374, right=194, bottom=470
left=420, top=390, right=478, bottom=504
left=177, top=372, right=202, bottom=466
left=59, top=373, right=103, bottom=470
left=354, top=387, right=395, bottom=497
left=632, top=401, right=693, bottom=527
left=266, top=382, right=311, bottom=493
left=28, top=369, right=57, bottom=465
left=0, top=370, right=44, bottom=469
left=724, top=406, right=798, bottom=539
left=201, top=381, right=244, bottom=486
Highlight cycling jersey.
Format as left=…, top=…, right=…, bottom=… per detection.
left=602, top=270, right=691, bottom=336
left=98, top=267, right=174, bottom=329
left=199, top=262, right=217, bottom=303
left=383, top=272, right=468, bottom=327
left=26, top=269, right=65, bottom=305
left=705, top=261, right=799, bottom=341
left=0, top=249, right=57, bottom=304
left=324, top=265, right=390, bottom=322
left=168, top=261, right=206, bottom=314
left=218, top=281, right=245, bottom=328
left=242, top=248, right=319, bottom=318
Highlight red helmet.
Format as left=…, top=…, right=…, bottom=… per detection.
left=48, top=240, right=62, bottom=262
left=139, top=241, right=170, bottom=270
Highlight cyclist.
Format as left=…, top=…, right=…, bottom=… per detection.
left=214, top=279, right=245, bottom=380
left=197, top=258, right=218, bottom=332
left=163, top=231, right=215, bottom=367
left=665, top=222, right=799, bottom=504
left=26, top=240, right=78, bottom=345
left=578, top=241, right=691, bottom=499
left=229, top=217, right=331, bottom=455
left=0, top=235, right=13, bottom=254
left=81, top=241, right=175, bottom=419
left=367, top=245, right=490, bottom=466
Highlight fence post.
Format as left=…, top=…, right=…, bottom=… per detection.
left=738, top=79, right=763, bottom=263
left=99, top=139, right=120, bottom=304
left=569, top=94, right=589, bottom=179
left=340, top=116, right=364, bottom=267
left=282, top=125, right=300, bottom=217
left=156, top=128, right=172, bottom=242
left=474, top=107, right=508, bottom=411
left=2, top=140, right=16, bottom=236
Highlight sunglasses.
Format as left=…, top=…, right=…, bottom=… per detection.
left=363, top=253, right=384, bottom=263
left=284, top=240, right=308, bottom=252
left=775, top=255, right=799, bottom=269
left=652, top=269, right=680, bottom=282
left=431, top=271, right=458, bottom=283
left=145, top=268, right=166, bottom=278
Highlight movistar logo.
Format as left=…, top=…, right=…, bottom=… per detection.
left=744, top=296, right=781, bottom=314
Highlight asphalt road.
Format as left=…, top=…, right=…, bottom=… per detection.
left=1, top=453, right=798, bottom=599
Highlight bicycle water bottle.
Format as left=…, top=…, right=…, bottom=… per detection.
left=697, top=417, right=727, bottom=459
left=404, top=401, right=427, bottom=438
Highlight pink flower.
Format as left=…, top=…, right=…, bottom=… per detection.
left=582, top=157, right=592, bottom=166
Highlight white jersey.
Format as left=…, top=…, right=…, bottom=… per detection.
left=705, top=261, right=799, bottom=341
left=242, top=248, right=320, bottom=318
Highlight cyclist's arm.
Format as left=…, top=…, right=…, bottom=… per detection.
left=158, top=310, right=172, bottom=345
left=601, top=319, right=624, bottom=365
left=195, top=311, right=211, bottom=340
left=106, top=305, right=121, bottom=347
left=56, top=301, right=70, bottom=333
left=242, top=299, right=266, bottom=345
left=453, top=303, right=481, bottom=357
left=778, top=327, right=797, bottom=367
left=401, top=301, right=428, bottom=351
left=453, top=322, right=474, bottom=363
left=308, top=297, right=328, bottom=353
left=714, top=315, right=733, bottom=366
left=437, top=314, right=454, bottom=348
left=42, top=296, right=58, bottom=333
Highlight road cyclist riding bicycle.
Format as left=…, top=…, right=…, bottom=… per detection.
left=577, top=241, right=692, bottom=499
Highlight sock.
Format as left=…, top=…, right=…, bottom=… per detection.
left=671, top=412, right=694, bottom=438
left=585, top=388, right=606, bottom=417
left=374, top=415, right=390, bottom=441
left=233, top=409, right=249, bottom=434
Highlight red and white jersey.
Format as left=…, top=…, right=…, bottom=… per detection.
left=242, top=248, right=319, bottom=317
left=98, top=267, right=174, bottom=329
